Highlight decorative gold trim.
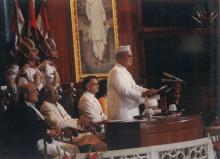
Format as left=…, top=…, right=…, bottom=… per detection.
left=70, top=0, right=81, bottom=82
left=70, top=0, right=119, bottom=82
left=112, top=0, right=119, bottom=48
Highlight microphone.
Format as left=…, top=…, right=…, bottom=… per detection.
left=165, top=87, right=173, bottom=94
left=162, top=79, right=182, bottom=83
left=163, top=72, right=185, bottom=83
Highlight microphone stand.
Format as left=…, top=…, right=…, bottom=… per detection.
left=160, top=87, right=173, bottom=115
left=162, top=73, right=185, bottom=113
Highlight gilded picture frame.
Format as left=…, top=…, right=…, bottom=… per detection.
left=70, top=0, right=119, bottom=82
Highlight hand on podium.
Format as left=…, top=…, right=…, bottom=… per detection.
left=141, top=89, right=157, bottom=98
left=155, top=85, right=169, bottom=95
left=142, top=85, right=168, bottom=98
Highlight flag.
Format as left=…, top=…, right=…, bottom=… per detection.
left=37, top=0, right=50, bottom=39
left=11, top=0, right=25, bottom=45
left=28, top=0, right=38, bottom=39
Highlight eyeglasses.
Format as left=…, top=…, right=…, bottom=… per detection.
left=91, top=82, right=99, bottom=85
left=127, top=55, right=133, bottom=58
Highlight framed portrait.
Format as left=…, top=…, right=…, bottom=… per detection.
left=70, top=0, right=119, bottom=82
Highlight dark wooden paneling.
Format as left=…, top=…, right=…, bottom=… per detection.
left=116, top=0, right=142, bottom=82
left=46, top=0, right=76, bottom=113
left=47, top=0, right=74, bottom=83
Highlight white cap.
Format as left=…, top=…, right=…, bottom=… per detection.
left=115, top=45, right=132, bottom=55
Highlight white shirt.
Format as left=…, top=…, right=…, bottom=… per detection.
left=78, top=91, right=107, bottom=123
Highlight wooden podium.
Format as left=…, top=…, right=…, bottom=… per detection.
left=105, top=114, right=204, bottom=150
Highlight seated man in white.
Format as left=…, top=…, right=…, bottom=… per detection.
left=40, top=84, right=107, bottom=151
left=78, top=76, right=107, bottom=123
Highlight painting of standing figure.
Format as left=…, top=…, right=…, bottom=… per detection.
left=70, top=0, right=119, bottom=81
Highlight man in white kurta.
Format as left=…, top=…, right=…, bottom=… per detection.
left=78, top=76, right=107, bottom=123
left=107, top=45, right=157, bottom=120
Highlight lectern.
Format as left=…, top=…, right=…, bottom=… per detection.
left=105, top=115, right=204, bottom=150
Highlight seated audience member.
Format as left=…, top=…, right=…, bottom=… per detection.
left=17, top=37, right=44, bottom=91
left=10, top=83, right=78, bottom=159
left=40, top=85, right=107, bottom=151
left=78, top=76, right=107, bottom=123
left=38, top=38, right=60, bottom=89
left=96, top=79, right=108, bottom=116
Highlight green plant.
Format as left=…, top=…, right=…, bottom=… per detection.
left=192, top=3, right=218, bottom=27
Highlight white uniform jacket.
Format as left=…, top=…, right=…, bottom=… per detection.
left=78, top=91, right=107, bottom=123
left=38, top=60, right=60, bottom=89
left=107, top=63, right=146, bottom=120
left=17, top=64, right=44, bottom=91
